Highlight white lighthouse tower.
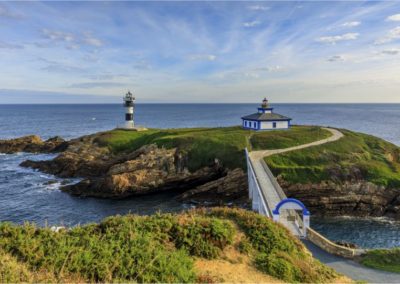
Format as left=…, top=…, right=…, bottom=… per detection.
left=123, top=91, right=135, bottom=129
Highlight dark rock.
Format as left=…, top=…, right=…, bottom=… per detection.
left=43, top=180, right=58, bottom=185
left=278, top=177, right=400, bottom=219
left=60, top=145, right=227, bottom=198
left=0, top=135, right=66, bottom=154
left=177, top=168, right=248, bottom=206
left=335, top=241, right=359, bottom=249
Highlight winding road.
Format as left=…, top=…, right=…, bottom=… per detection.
left=249, top=128, right=400, bottom=282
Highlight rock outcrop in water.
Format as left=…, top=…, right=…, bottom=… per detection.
left=278, top=178, right=400, bottom=219
left=0, top=135, right=67, bottom=154
left=14, top=133, right=247, bottom=201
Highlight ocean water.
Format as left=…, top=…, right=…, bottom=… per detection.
left=0, top=103, right=399, bottom=248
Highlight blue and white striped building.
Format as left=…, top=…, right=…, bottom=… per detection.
left=241, top=98, right=291, bottom=131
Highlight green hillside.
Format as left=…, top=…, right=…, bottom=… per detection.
left=0, top=208, right=340, bottom=283
left=94, top=126, right=331, bottom=171
left=265, top=129, right=400, bottom=187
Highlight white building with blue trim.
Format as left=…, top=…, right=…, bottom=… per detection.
left=241, top=98, right=291, bottom=130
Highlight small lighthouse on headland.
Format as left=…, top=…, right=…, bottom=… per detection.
left=119, top=91, right=147, bottom=131
left=123, top=91, right=135, bottom=129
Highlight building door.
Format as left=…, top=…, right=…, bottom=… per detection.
left=273, top=122, right=277, bottom=128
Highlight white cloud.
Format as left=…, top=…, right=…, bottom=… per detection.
left=82, top=32, right=103, bottom=47
left=42, top=29, right=75, bottom=42
left=387, top=14, right=400, bottom=21
left=327, top=55, right=346, bottom=62
left=41, top=29, right=103, bottom=48
left=0, top=41, right=23, bottom=49
left=316, top=33, right=359, bottom=44
left=188, top=54, right=217, bottom=61
left=381, top=48, right=400, bottom=55
left=68, top=82, right=127, bottom=89
left=243, top=20, right=261, bottom=28
left=248, top=5, right=269, bottom=11
left=375, top=26, right=400, bottom=44
left=255, top=65, right=282, bottom=72
left=244, top=72, right=260, bottom=78
left=341, top=21, right=361, bottom=28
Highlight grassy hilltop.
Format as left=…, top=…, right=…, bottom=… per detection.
left=95, top=125, right=400, bottom=188
left=94, top=125, right=331, bottom=171
left=0, top=208, right=341, bottom=283
left=265, top=129, right=400, bottom=187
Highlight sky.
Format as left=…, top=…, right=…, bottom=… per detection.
left=1, top=1, right=400, bottom=103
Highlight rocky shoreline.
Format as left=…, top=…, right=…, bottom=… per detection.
left=4, top=134, right=248, bottom=205
left=1, top=133, right=400, bottom=219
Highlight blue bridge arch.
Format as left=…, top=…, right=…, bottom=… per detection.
left=272, top=198, right=310, bottom=216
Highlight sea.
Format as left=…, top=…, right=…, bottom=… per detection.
left=0, top=103, right=399, bottom=248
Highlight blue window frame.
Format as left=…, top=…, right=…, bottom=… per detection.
left=273, top=122, right=277, bottom=128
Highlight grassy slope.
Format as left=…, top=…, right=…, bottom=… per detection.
left=94, top=126, right=331, bottom=171
left=265, top=129, right=400, bottom=187
left=0, top=208, right=340, bottom=283
left=360, top=248, right=400, bottom=273
left=250, top=125, right=331, bottom=150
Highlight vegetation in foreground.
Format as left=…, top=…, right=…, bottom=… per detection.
left=94, top=125, right=331, bottom=171
left=0, top=208, right=340, bottom=283
left=265, top=129, right=400, bottom=187
left=360, top=248, right=400, bottom=273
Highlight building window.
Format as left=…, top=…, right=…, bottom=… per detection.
left=273, top=122, right=277, bottom=128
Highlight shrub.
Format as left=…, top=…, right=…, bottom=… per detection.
left=255, top=252, right=301, bottom=282
left=172, top=216, right=235, bottom=259
left=361, top=248, right=400, bottom=273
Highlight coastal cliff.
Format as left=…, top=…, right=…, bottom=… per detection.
left=18, top=128, right=249, bottom=202
left=2, top=126, right=400, bottom=219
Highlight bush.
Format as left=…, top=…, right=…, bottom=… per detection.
left=361, top=248, right=400, bottom=273
left=172, top=216, right=235, bottom=259
left=256, top=252, right=301, bottom=282
left=200, top=207, right=338, bottom=283
left=0, top=208, right=340, bottom=283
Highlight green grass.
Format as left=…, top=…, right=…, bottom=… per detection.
left=250, top=125, right=331, bottom=150
left=265, top=129, right=400, bottom=187
left=94, top=126, right=331, bottom=172
left=0, top=208, right=339, bottom=283
left=360, top=248, right=400, bottom=273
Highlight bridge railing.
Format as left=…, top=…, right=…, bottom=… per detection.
left=260, top=159, right=306, bottom=235
left=245, top=148, right=272, bottom=218
left=260, top=159, right=287, bottom=200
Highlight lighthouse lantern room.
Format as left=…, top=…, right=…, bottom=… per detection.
left=123, top=91, right=135, bottom=129
left=241, top=98, right=291, bottom=131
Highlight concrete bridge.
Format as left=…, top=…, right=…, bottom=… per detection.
left=246, top=127, right=343, bottom=238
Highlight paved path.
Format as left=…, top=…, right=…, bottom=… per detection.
left=248, top=128, right=343, bottom=236
left=303, top=240, right=400, bottom=283
left=250, top=127, right=344, bottom=160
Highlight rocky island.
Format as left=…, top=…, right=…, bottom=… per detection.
left=1, top=125, right=400, bottom=219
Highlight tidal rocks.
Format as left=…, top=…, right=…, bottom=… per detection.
left=278, top=178, right=400, bottom=219
left=0, top=135, right=67, bottom=154
left=177, top=168, right=248, bottom=206
left=61, top=145, right=227, bottom=198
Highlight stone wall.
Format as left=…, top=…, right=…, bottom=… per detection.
left=307, top=227, right=366, bottom=258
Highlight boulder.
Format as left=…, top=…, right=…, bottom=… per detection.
left=278, top=177, right=400, bottom=219
left=0, top=135, right=66, bottom=154
left=177, top=168, right=248, bottom=206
